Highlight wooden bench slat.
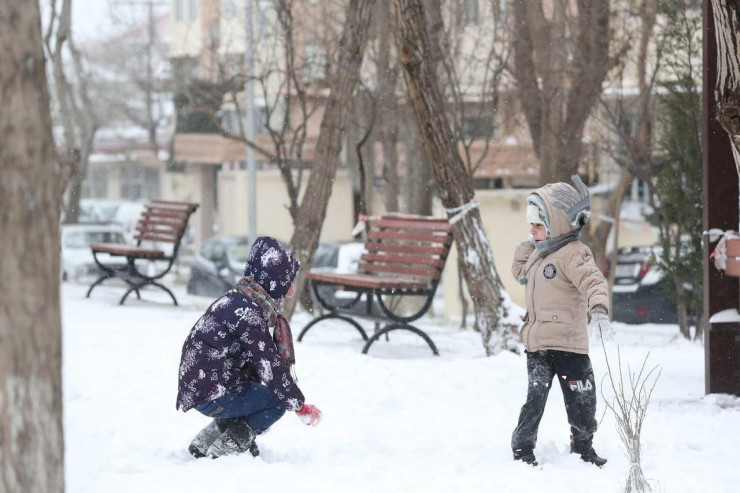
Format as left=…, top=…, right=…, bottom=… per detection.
left=367, top=230, right=450, bottom=244
left=145, top=202, right=198, bottom=212
left=307, top=272, right=429, bottom=290
left=370, top=218, right=451, bottom=233
left=365, top=243, right=448, bottom=256
left=142, top=210, right=189, bottom=220
left=134, top=233, right=179, bottom=243
left=360, top=253, right=445, bottom=268
left=137, top=218, right=186, bottom=229
left=136, top=224, right=182, bottom=236
left=358, top=261, right=441, bottom=280
left=149, top=199, right=199, bottom=210
left=91, top=243, right=166, bottom=259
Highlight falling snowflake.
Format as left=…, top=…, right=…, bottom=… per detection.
left=194, top=314, right=220, bottom=335
left=286, top=398, right=301, bottom=411
left=261, top=247, right=282, bottom=267
left=207, top=347, right=228, bottom=360
left=179, top=348, right=198, bottom=378
left=210, top=297, right=231, bottom=312
left=208, top=384, right=227, bottom=400
left=257, top=358, right=274, bottom=382
left=179, top=392, right=195, bottom=410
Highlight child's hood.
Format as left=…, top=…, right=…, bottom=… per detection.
left=527, top=176, right=591, bottom=238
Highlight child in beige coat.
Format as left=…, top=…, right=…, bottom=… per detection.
left=511, top=176, right=613, bottom=468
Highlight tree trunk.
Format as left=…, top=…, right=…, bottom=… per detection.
left=587, top=170, right=634, bottom=271
left=512, top=1, right=611, bottom=185
left=403, top=104, right=433, bottom=215
left=283, top=0, right=376, bottom=318
left=712, top=0, right=740, bottom=172
left=394, top=0, right=516, bottom=354
left=377, top=0, right=400, bottom=213
left=588, top=0, right=657, bottom=273
left=0, top=2, right=65, bottom=491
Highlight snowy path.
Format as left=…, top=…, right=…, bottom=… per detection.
left=62, top=283, right=739, bottom=492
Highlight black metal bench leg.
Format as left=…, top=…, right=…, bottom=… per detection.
left=361, top=323, right=439, bottom=356
left=149, top=282, right=178, bottom=306
left=298, top=313, right=369, bottom=342
left=119, top=284, right=144, bottom=305
left=86, top=274, right=111, bottom=298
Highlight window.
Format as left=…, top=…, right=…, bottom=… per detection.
left=462, top=115, right=494, bottom=140
left=223, top=0, right=237, bottom=16
left=302, top=43, right=328, bottom=81
left=494, top=0, right=507, bottom=24
left=81, top=168, right=108, bottom=199
left=189, top=0, right=198, bottom=21
left=175, top=0, right=183, bottom=21
left=120, top=167, right=160, bottom=201
left=456, top=0, right=478, bottom=27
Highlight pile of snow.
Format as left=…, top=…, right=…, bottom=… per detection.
left=63, top=284, right=739, bottom=492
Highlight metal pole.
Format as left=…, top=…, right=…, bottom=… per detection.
left=245, top=0, right=257, bottom=242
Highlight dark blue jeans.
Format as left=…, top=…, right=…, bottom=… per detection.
left=196, top=382, right=286, bottom=434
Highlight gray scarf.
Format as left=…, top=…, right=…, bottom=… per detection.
left=535, top=229, right=582, bottom=257
left=518, top=229, right=582, bottom=285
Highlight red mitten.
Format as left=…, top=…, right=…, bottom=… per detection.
left=296, top=404, right=322, bottom=426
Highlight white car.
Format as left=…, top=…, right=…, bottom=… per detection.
left=61, top=224, right=127, bottom=283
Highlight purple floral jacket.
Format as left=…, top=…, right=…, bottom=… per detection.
left=176, top=289, right=305, bottom=412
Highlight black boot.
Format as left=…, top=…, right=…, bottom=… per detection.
left=188, top=420, right=221, bottom=458
left=513, top=448, right=539, bottom=467
left=207, top=418, right=256, bottom=459
left=570, top=437, right=607, bottom=467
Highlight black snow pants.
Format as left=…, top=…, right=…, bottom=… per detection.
left=511, top=350, right=597, bottom=453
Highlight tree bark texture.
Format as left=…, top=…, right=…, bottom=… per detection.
left=0, top=2, right=65, bottom=491
left=712, top=0, right=740, bottom=174
left=376, top=0, right=401, bottom=213
left=284, top=0, right=376, bottom=318
left=394, top=0, right=516, bottom=354
left=512, top=1, right=611, bottom=185
left=589, top=0, right=657, bottom=272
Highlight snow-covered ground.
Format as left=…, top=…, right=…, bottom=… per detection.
left=63, top=283, right=739, bottom=492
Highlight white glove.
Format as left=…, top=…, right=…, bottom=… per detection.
left=589, top=307, right=614, bottom=341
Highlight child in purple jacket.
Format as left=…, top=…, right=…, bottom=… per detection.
left=176, top=237, right=322, bottom=459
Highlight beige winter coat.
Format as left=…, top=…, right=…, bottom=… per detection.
left=512, top=186, right=609, bottom=355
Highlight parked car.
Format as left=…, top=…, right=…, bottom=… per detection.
left=61, top=224, right=127, bottom=282
left=187, top=236, right=252, bottom=297
left=309, top=241, right=385, bottom=315
left=608, top=245, right=682, bottom=324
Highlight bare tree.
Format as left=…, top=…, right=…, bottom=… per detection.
left=589, top=0, right=661, bottom=273
left=45, top=0, right=100, bottom=224
left=186, top=0, right=340, bottom=223
left=512, top=0, right=613, bottom=185
left=374, top=0, right=402, bottom=212
left=394, top=0, right=517, bottom=354
left=428, top=0, right=513, bottom=329
left=91, top=0, right=170, bottom=154
left=283, top=0, right=377, bottom=318
left=711, top=0, right=740, bottom=174
left=0, top=1, right=65, bottom=490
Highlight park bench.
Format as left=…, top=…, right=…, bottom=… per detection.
left=298, top=214, right=453, bottom=355
left=86, top=199, right=199, bottom=306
